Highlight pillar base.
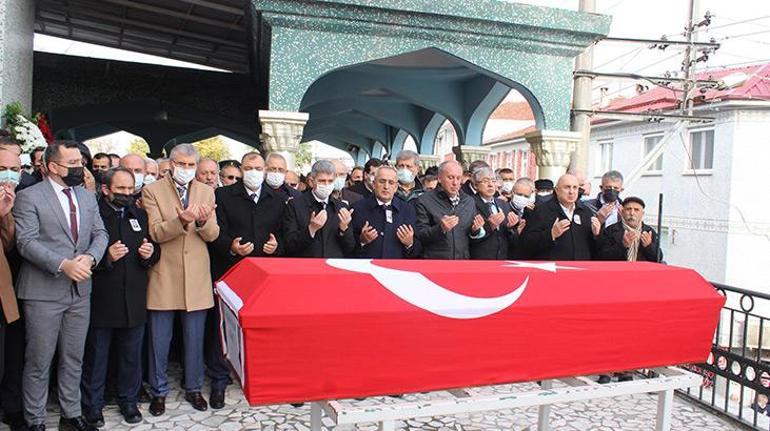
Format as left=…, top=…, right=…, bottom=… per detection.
left=524, top=130, right=581, bottom=183
left=458, top=145, right=491, bottom=166
left=259, top=110, right=309, bottom=171
left=419, top=155, right=441, bottom=172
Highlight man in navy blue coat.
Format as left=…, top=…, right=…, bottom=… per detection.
left=351, top=166, right=421, bottom=259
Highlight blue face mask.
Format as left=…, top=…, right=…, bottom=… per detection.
left=0, top=169, right=20, bottom=186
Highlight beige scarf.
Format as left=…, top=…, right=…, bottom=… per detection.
left=622, top=222, right=642, bottom=262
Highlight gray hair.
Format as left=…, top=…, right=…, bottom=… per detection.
left=311, top=159, right=336, bottom=177
left=472, top=166, right=495, bottom=182
left=145, top=158, right=158, bottom=169
left=169, top=143, right=199, bottom=162
left=514, top=177, right=535, bottom=192
left=437, top=160, right=462, bottom=176
left=375, top=165, right=398, bottom=179
left=602, top=170, right=624, bottom=185
left=395, top=150, right=420, bottom=165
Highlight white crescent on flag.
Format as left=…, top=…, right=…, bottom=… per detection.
left=326, top=259, right=528, bottom=319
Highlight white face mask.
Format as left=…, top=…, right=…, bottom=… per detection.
left=265, top=172, right=285, bottom=189
left=537, top=191, right=552, bottom=197
left=314, top=183, right=334, bottom=200
left=397, top=168, right=415, bottom=185
left=333, top=176, right=346, bottom=191
left=133, top=173, right=144, bottom=190
left=501, top=181, right=514, bottom=193
left=173, top=167, right=195, bottom=186
left=144, top=174, right=157, bottom=185
left=243, top=169, right=264, bottom=191
left=512, top=194, right=531, bottom=211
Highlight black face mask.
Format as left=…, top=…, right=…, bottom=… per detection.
left=111, top=193, right=135, bottom=208
left=602, top=188, right=620, bottom=203
left=577, top=187, right=585, bottom=200
left=61, top=166, right=84, bottom=187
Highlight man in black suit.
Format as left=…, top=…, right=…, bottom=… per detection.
left=347, top=158, right=382, bottom=199
left=520, top=174, right=601, bottom=260
left=16, top=146, right=45, bottom=192
left=469, top=167, right=520, bottom=260
left=81, top=168, right=160, bottom=427
left=597, top=196, right=661, bottom=262
left=331, top=159, right=362, bottom=205
left=351, top=166, right=421, bottom=259
left=460, top=160, right=489, bottom=197
left=282, top=160, right=355, bottom=258
left=263, top=153, right=300, bottom=199
left=207, top=152, right=282, bottom=408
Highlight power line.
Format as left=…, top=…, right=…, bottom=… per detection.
left=595, top=46, right=645, bottom=69
left=707, top=15, right=770, bottom=32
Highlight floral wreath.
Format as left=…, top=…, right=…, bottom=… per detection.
left=3, top=102, right=53, bottom=153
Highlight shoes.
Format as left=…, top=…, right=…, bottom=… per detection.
left=290, top=403, right=305, bottom=407
left=210, top=390, right=226, bottom=410
left=597, top=375, right=612, bottom=384
left=25, top=424, right=45, bottom=431
left=137, top=386, right=152, bottom=403
left=83, top=410, right=104, bottom=428
left=59, top=416, right=98, bottom=431
left=3, top=411, right=25, bottom=431
left=119, top=404, right=143, bottom=424
left=184, top=392, right=208, bottom=411
left=617, top=373, right=634, bottom=382
left=149, top=396, right=166, bottom=416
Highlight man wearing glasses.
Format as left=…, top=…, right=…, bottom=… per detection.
left=218, top=161, right=241, bottom=187
left=14, top=140, right=108, bottom=431
left=584, top=170, right=625, bottom=227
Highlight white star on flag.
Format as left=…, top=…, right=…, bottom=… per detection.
left=502, top=261, right=584, bottom=273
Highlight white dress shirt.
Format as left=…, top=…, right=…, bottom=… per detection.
left=49, top=178, right=81, bottom=232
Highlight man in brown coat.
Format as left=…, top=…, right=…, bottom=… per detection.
left=0, top=139, right=19, bottom=386
left=141, top=143, right=219, bottom=416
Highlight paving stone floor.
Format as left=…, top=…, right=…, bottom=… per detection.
left=0, top=367, right=744, bottom=431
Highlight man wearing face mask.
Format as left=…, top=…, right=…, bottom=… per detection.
left=497, top=168, right=515, bottom=202
left=141, top=144, right=219, bottom=416
left=144, top=158, right=159, bottom=187
left=506, top=177, right=536, bottom=259
left=120, top=154, right=147, bottom=196
left=347, top=158, right=382, bottom=199
left=207, top=152, right=281, bottom=406
left=81, top=168, right=159, bottom=427
left=394, top=150, right=424, bottom=203
left=263, top=153, right=300, bottom=199
left=14, top=140, right=109, bottom=431
left=282, top=160, right=355, bottom=258
left=585, top=170, right=625, bottom=227
left=331, top=159, right=362, bottom=205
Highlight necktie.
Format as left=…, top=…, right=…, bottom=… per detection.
left=62, top=188, right=78, bottom=243
left=450, top=196, right=460, bottom=207
left=249, top=193, right=258, bottom=204
left=177, top=186, right=188, bottom=209
left=487, top=201, right=498, bottom=214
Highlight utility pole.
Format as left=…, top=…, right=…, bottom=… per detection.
left=680, top=0, right=700, bottom=115
left=570, top=0, right=596, bottom=173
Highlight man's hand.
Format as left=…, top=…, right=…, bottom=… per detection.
left=471, top=214, right=485, bottom=233
left=230, top=237, right=255, bottom=256
left=338, top=208, right=353, bottom=232
left=622, top=230, right=639, bottom=248
left=640, top=231, right=653, bottom=248
left=517, top=218, right=527, bottom=235
left=262, top=233, right=278, bottom=255
left=309, top=210, right=328, bottom=236
left=0, top=187, right=15, bottom=217
left=551, top=218, right=571, bottom=241
left=138, top=238, right=154, bottom=260
left=107, top=240, right=129, bottom=263
left=83, top=167, right=96, bottom=192
left=505, top=212, right=519, bottom=230
left=591, top=216, right=601, bottom=237
left=488, top=212, right=505, bottom=230
left=359, top=221, right=378, bottom=245
left=596, top=203, right=616, bottom=224
left=195, top=204, right=217, bottom=223
left=440, top=215, right=459, bottom=234
left=176, top=204, right=199, bottom=225
left=396, top=224, right=414, bottom=247
left=61, top=258, right=92, bottom=282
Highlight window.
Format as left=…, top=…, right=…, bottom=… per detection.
left=643, top=135, right=664, bottom=172
left=598, top=141, right=613, bottom=173
left=689, top=130, right=714, bottom=170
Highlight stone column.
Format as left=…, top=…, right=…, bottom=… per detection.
left=0, top=0, right=34, bottom=115
left=258, top=110, right=309, bottom=171
left=524, top=130, right=581, bottom=183
left=418, top=155, right=441, bottom=172
left=457, top=145, right=490, bottom=167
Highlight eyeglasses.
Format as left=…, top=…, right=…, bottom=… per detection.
left=222, top=175, right=241, bottom=181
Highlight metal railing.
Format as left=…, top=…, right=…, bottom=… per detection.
left=676, top=283, right=770, bottom=430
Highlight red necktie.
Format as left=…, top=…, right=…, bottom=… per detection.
left=62, top=188, right=79, bottom=243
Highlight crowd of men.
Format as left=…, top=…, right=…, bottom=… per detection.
left=0, top=138, right=661, bottom=431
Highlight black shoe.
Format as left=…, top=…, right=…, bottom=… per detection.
left=83, top=410, right=104, bottom=428
left=59, top=416, right=98, bottom=431
left=290, top=403, right=305, bottom=407
left=119, top=404, right=142, bottom=424
left=617, top=373, right=634, bottom=382
left=25, top=424, right=45, bottom=431
left=149, top=396, right=166, bottom=416
left=184, top=392, right=208, bottom=411
left=3, top=411, right=25, bottom=431
left=210, top=390, right=225, bottom=410
left=137, top=386, right=152, bottom=403
left=597, top=375, right=612, bottom=384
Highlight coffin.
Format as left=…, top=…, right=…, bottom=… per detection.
left=214, top=258, right=724, bottom=406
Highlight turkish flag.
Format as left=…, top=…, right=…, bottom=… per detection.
left=216, top=259, right=723, bottom=406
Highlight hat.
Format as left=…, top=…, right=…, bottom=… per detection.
left=622, top=196, right=646, bottom=209
left=219, top=159, right=241, bottom=169
left=534, top=179, right=554, bottom=191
